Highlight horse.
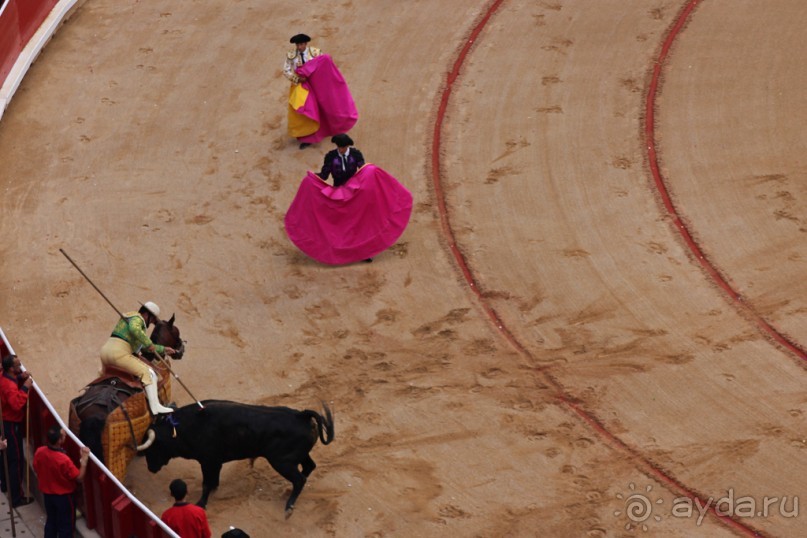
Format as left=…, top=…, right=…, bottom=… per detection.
left=68, top=314, right=185, bottom=479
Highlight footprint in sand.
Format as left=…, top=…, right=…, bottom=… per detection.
left=438, top=505, right=469, bottom=519
left=373, top=308, right=399, bottom=325
left=611, top=156, right=634, bottom=169
left=185, top=214, right=214, bottom=225
left=51, top=281, right=73, bottom=298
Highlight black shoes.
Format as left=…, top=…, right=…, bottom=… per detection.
left=13, top=497, right=34, bottom=507
left=363, top=258, right=373, bottom=263
left=299, top=143, right=311, bottom=150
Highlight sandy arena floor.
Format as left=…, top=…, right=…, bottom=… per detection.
left=1, top=0, right=806, bottom=536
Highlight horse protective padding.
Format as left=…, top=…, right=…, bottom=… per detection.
left=69, top=359, right=174, bottom=481
left=157, top=364, right=172, bottom=407
left=101, top=393, right=150, bottom=481
left=68, top=400, right=82, bottom=440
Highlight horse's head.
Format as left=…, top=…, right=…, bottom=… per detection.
left=148, top=314, right=185, bottom=360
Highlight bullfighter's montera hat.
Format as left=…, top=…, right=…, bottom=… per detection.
left=331, top=134, right=354, bottom=147
left=290, top=33, right=312, bottom=44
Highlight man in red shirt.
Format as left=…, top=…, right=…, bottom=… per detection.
left=0, top=353, right=33, bottom=507
left=33, top=425, right=90, bottom=537
left=161, top=479, right=212, bottom=538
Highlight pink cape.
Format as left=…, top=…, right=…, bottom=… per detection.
left=294, top=55, right=358, bottom=143
left=284, top=164, right=413, bottom=265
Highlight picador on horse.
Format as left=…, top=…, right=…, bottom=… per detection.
left=69, top=301, right=185, bottom=480
left=100, top=301, right=178, bottom=416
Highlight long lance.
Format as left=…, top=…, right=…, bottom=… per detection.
left=59, top=249, right=204, bottom=409
left=151, top=354, right=204, bottom=409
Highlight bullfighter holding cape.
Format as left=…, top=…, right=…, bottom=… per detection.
left=285, top=136, right=412, bottom=265
left=284, top=34, right=358, bottom=149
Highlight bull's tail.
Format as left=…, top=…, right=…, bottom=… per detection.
left=305, top=402, right=334, bottom=445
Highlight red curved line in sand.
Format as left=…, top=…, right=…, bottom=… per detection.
left=431, top=1, right=764, bottom=535
left=645, top=2, right=807, bottom=362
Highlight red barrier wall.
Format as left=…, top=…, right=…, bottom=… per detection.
left=0, top=1, right=22, bottom=86
left=17, top=0, right=58, bottom=44
left=0, top=0, right=60, bottom=94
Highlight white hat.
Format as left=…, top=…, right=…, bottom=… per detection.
left=142, top=301, right=161, bottom=319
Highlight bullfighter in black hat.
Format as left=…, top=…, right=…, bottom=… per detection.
left=317, top=134, right=365, bottom=187
left=284, top=33, right=322, bottom=149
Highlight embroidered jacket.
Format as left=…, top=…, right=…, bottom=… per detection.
left=283, top=46, right=322, bottom=84
left=110, top=312, right=164, bottom=355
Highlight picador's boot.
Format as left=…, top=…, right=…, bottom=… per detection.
left=145, top=382, right=174, bottom=415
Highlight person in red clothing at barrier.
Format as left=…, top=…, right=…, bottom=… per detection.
left=0, top=353, right=33, bottom=507
left=33, top=425, right=90, bottom=538
left=161, top=479, right=212, bottom=538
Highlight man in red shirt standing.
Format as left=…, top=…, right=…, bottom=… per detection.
left=0, top=353, right=33, bottom=507
left=161, top=479, right=212, bottom=538
left=33, top=425, right=90, bottom=537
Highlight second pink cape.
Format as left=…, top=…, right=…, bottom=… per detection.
left=284, top=164, right=413, bottom=265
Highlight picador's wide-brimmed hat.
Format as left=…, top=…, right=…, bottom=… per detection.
left=331, top=134, right=354, bottom=147
left=290, top=33, right=312, bottom=44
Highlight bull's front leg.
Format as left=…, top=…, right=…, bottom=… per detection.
left=196, top=460, right=223, bottom=508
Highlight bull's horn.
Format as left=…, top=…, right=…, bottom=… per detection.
left=136, top=429, right=156, bottom=451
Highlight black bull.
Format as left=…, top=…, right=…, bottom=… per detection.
left=138, top=400, right=334, bottom=515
